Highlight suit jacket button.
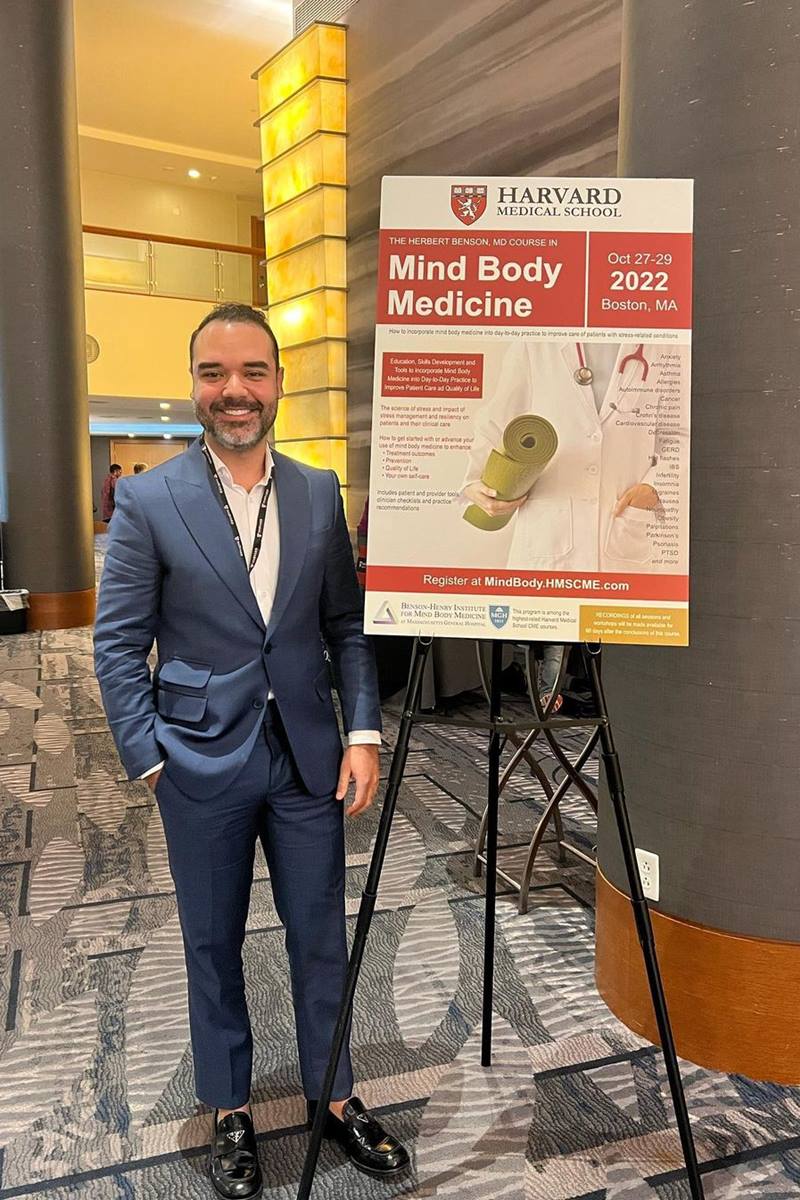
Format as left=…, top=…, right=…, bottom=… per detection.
left=252, top=699, right=264, bottom=709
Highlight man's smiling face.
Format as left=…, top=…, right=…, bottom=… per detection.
left=191, top=320, right=284, bottom=451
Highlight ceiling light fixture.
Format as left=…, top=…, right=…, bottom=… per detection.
left=161, top=416, right=170, bottom=422
left=187, top=168, right=201, bottom=179
left=159, top=402, right=171, bottom=410
left=164, top=434, right=173, bottom=440
left=128, top=433, right=135, bottom=438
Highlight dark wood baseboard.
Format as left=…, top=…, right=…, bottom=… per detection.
left=596, top=867, right=800, bottom=1084
left=27, top=588, right=96, bottom=630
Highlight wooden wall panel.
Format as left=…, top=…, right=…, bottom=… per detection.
left=596, top=869, right=800, bottom=1084
left=28, top=589, right=96, bottom=631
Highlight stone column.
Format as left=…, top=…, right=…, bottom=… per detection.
left=595, top=0, right=800, bottom=1082
left=0, top=0, right=95, bottom=629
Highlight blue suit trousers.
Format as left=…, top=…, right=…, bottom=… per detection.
left=155, top=708, right=353, bottom=1109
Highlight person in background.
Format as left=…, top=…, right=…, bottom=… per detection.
left=100, top=463, right=122, bottom=523
left=133, top=462, right=149, bottom=474
left=538, top=643, right=565, bottom=712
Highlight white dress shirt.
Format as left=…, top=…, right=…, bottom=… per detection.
left=140, top=444, right=379, bottom=778
left=209, top=442, right=281, bottom=632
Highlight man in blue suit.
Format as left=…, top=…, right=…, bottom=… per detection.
left=94, top=303, right=408, bottom=1199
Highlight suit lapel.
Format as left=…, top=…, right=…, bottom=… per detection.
left=165, top=442, right=265, bottom=632
left=267, top=451, right=310, bottom=640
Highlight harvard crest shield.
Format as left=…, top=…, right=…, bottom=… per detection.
left=451, top=185, right=487, bottom=226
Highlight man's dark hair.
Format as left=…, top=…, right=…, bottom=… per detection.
left=189, top=304, right=280, bottom=370
left=110, top=464, right=122, bottom=473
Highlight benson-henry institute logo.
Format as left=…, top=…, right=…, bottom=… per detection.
left=489, top=605, right=510, bottom=630
left=451, top=184, right=487, bottom=226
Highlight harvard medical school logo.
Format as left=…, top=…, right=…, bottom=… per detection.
left=451, top=184, right=487, bottom=226
left=489, top=605, right=510, bottom=630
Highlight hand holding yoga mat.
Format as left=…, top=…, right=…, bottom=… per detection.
left=464, top=415, right=558, bottom=530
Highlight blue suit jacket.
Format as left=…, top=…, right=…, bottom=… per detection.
left=93, top=440, right=380, bottom=800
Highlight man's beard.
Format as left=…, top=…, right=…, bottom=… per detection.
left=193, top=400, right=276, bottom=450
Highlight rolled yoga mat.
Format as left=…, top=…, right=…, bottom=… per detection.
left=464, top=414, right=558, bottom=531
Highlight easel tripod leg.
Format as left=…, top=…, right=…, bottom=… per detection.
left=481, top=640, right=504, bottom=1067
left=295, top=637, right=432, bottom=1200
left=582, top=646, right=705, bottom=1199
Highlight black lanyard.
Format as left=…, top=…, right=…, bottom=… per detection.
left=201, top=440, right=274, bottom=574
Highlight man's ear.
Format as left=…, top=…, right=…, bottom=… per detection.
left=277, top=366, right=285, bottom=398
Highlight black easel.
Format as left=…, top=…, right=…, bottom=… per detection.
left=296, top=637, right=705, bottom=1200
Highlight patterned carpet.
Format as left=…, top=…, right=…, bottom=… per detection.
left=0, top=540, right=799, bottom=1198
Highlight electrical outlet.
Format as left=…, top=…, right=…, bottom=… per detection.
left=635, top=848, right=660, bottom=901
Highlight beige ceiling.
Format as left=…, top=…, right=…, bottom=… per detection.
left=89, top=395, right=198, bottom=424
left=74, top=0, right=292, bottom=196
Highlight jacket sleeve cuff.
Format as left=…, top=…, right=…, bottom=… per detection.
left=118, top=729, right=164, bottom=783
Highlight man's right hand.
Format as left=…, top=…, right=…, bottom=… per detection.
left=463, top=481, right=528, bottom=518
left=146, top=769, right=163, bottom=794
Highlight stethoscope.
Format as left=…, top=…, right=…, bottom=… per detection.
left=574, top=342, right=650, bottom=414
left=573, top=342, right=650, bottom=386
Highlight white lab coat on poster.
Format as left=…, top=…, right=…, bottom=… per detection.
left=463, top=341, right=689, bottom=572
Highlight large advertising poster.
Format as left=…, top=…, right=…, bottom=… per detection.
left=364, top=176, right=693, bottom=646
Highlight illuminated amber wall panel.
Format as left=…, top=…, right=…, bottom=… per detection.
left=266, top=187, right=346, bottom=259
left=261, top=133, right=346, bottom=212
left=267, top=238, right=346, bottom=304
left=281, top=340, right=346, bottom=394
left=257, top=22, right=348, bottom=490
left=255, top=23, right=346, bottom=117
left=269, top=288, right=346, bottom=349
left=259, top=78, right=346, bottom=163
left=273, top=437, right=347, bottom=479
left=274, top=390, right=347, bottom=441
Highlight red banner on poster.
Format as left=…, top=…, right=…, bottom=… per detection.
left=376, top=229, right=586, bottom=327
left=366, top=565, right=689, bottom=602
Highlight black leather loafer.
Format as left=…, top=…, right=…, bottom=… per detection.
left=307, top=1096, right=410, bottom=1178
left=209, top=1109, right=263, bottom=1199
